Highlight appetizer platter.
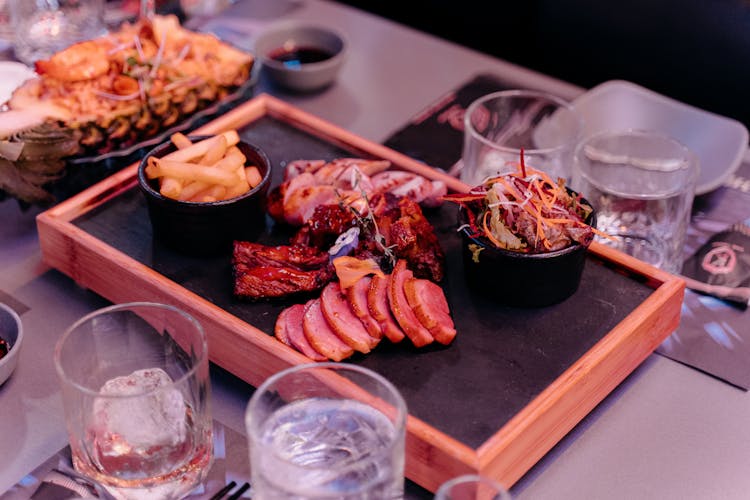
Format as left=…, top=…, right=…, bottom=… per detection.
left=0, top=14, right=257, bottom=204
left=36, top=94, right=685, bottom=492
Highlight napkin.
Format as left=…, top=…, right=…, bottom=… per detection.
left=656, top=160, right=750, bottom=390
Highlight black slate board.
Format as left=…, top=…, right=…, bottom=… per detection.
left=72, top=116, right=653, bottom=450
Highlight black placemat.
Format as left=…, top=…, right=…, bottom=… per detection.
left=72, top=116, right=653, bottom=450
left=383, top=73, right=512, bottom=174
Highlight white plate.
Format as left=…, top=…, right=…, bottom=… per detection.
left=571, top=80, right=748, bottom=195
left=0, top=61, right=36, bottom=106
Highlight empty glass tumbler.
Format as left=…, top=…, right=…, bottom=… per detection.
left=571, top=129, right=699, bottom=274
left=461, top=89, right=582, bottom=186
left=10, top=0, right=105, bottom=65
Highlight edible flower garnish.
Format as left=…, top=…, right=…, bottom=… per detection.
left=332, top=256, right=385, bottom=289
left=444, top=153, right=595, bottom=253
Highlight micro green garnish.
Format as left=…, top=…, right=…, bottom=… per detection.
left=336, top=169, right=397, bottom=268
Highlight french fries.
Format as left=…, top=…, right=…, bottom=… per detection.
left=146, top=131, right=263, bottom=202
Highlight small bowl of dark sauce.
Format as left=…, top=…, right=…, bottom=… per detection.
left=254, top=21, right=346, bottom=92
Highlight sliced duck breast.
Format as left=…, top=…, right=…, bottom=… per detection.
left=274, top=305, right=295, bottom=347
left=388, top=260, right=434, bottom=347
left=282, top=173, right=338, bottom=225
left=371, top=171, right=447, bottom=208
left=302, top=299, right=354, bottom=362
left=346, top=276, right=384, bottom=339
left=277, top=303, right=328, bottom=361
left=370, top=171, right=413, bottom=193
left=390, top=176, right=447, bottom=208
left=404, top=278, right=456, bottom=345
left=367, top=274, right=406, bottom=343
left=320, top=282, right=380, bottom=353
left=284, top=159, right=326, bottom=181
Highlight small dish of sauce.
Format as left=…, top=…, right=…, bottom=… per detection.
left=269, top=46, right=334, bottom=68
left=255, top=22, right=346, bottom=92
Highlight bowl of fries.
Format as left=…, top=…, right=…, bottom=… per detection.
left=138, top=130, right=272, bottom=256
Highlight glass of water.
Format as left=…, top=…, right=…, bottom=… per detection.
left=9, top=0, right=105, bottom=65
left=54, top=302, right=213, bottom=499
left=571, top=129, right=699, bottom=274
left=461, top=89, right=583, bottom=186
left=245, top=362, right=407, bottom=499
left=434, top=474, right=512, bottom=500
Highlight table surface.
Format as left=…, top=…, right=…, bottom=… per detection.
left=2, top=1, right=750, bottom=499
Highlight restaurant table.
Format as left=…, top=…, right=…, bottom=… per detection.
left=2, top=1, right=750, bottom=499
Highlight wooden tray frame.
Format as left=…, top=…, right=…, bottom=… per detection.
left=36, top=93, right=685, bottom=492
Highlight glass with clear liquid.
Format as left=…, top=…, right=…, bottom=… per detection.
left=246, top=363, right=407, bottom=499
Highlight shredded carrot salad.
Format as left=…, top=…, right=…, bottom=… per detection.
left=444, top=154, right=596, bottom=253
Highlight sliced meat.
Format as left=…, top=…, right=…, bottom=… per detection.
left=320, top=282, right=379, bottom=353
left=404, top=278, right=456, bottom=345
left=284, top=159, right=326, bottom=181
left=274, top=305, right=295, bottom=347
left=281, top=172, right=339, bottom=225
left=346, top=276, right=384, bottom=339
left=266, top=181, right=286, bottom=222
left=387, top=260, right=434, bottom=347
left=371, top=171, right=447, bottom=208
left=360, top=194, right=445, bottom=282
left=312, top=160, right=348, bottom=184
left=233, top=242, right=333, bottom=299
left=290, top=203, right=356, bottom=249
left=276, top=303, right=327, bottom=361
left=367, top=274, right=406, bottom=343
left=327, top=158, right=391, bottom=178
left=389, top=176, right=447, bottom=208
left=302, top=299, right=354, bottom=362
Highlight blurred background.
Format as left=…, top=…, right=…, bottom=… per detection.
left=339, top=0, right=750, bottom=130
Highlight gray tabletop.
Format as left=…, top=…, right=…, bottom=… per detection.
left=2, top=1, right=750, bottom=499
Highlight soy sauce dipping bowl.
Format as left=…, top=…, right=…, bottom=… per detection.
left=458, top=195, right=596, bottom=307
left=254, top=21, right=346, bottom=92
left=0, top=303, right=23, bottom=386
left=138, top=135, right=272, bottom=256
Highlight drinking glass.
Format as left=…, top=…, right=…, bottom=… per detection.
left=461, top=89, right=582, bottom=186
left=571, top=129, right=699, bottom=274
left=54, top=302, right=213, bottom=500
left=9, top=0, right=106, bottom=65
left=245, top=362, right=407, bottom=499
left=434, top=474, right=512, bottom=500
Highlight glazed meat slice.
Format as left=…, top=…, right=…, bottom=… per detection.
left=364, top=194, right=445, bottom=282
left=404, top=278, right=456, bottom=345
left=233, top=241, right=334, bottom=299
left=345, top=276, right=384, bottom=339
left=303, top=299, right=354, bottom=362
left=387, top=260, right=434, bottom=348
left=367, top=274, right=406, bottom=343
left=320, top=282, right=380, bottom=353
left=275, top=303, right=327, bottom=361
left=290, top=204, right=356, bottom=249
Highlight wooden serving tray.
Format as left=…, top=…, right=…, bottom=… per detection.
left=36, top=94, right=685, bottom=492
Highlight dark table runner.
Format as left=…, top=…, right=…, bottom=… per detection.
left=383, top=72, right=750, bottom=390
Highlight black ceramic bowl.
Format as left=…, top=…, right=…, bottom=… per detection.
left=458, top=197, right=596, bottom=307
left=138, top=135, right=272, bottom=256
